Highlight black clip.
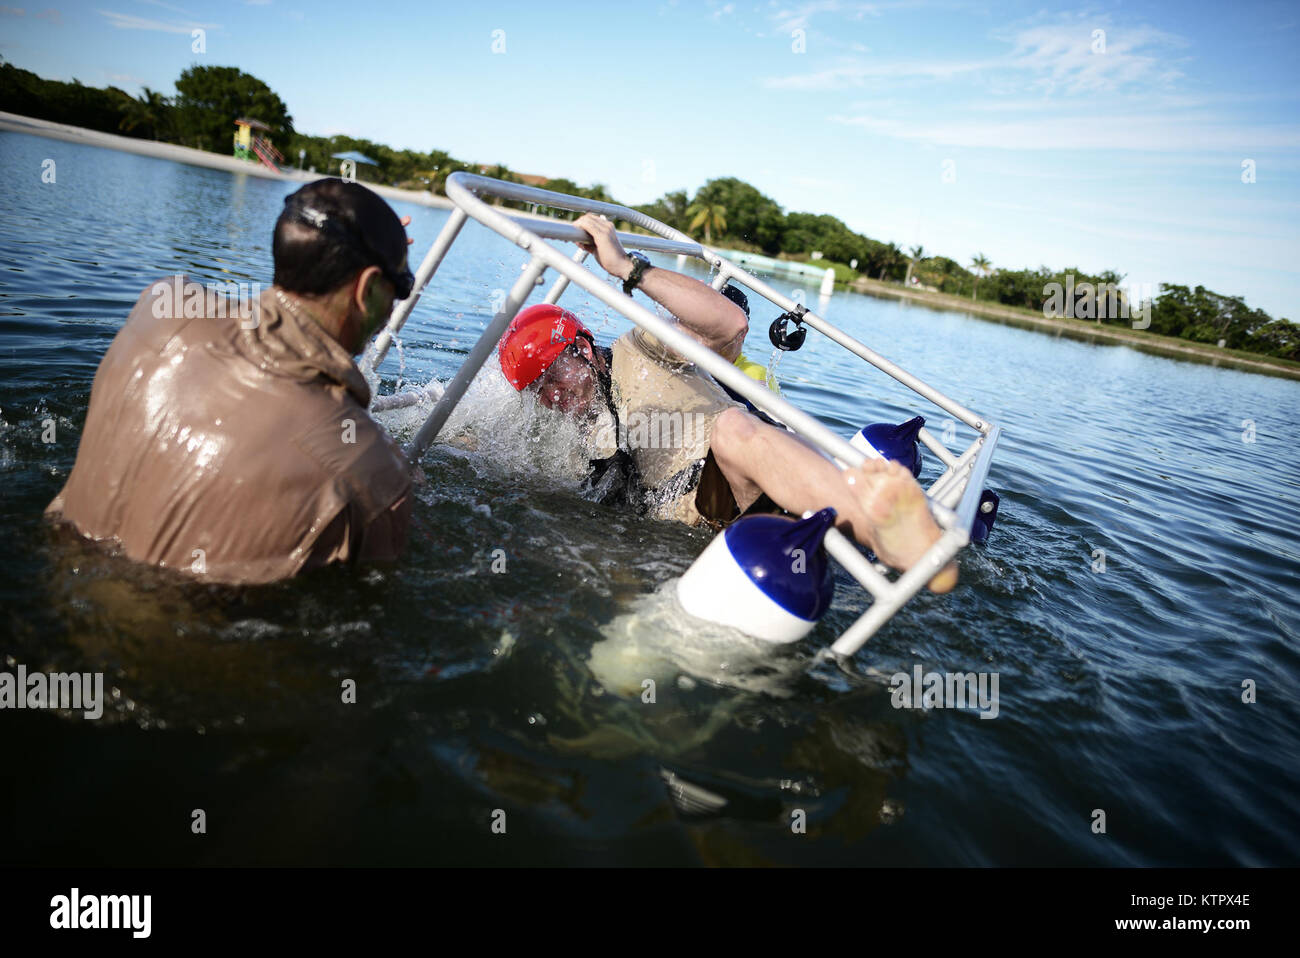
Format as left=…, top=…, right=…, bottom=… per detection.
left=769, top=304, right=808, bottom=351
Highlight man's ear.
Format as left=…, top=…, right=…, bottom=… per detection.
left=353, top=265, right=384, bottom=313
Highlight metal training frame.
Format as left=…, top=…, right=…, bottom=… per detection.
left=363, top=173, right=1001, bottom=657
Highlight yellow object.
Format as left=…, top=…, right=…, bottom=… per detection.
left=734, top=353, right=779, bottom=391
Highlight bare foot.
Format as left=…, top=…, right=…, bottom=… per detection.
left=845, top=460, right=958, bottom=593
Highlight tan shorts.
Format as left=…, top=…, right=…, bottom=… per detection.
left=664, top=449, right=779, bottom=530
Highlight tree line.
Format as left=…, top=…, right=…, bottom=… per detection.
left=2, top=59, right=1294, bottom=362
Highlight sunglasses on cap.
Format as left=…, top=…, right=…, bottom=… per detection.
left=290, top=203, right=415, bottom=300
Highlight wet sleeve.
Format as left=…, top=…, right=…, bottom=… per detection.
left=357, top=491, right=411, bottom=562
left=299, top=488, right=409, bottom=571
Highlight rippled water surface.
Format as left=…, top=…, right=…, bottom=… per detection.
left=2, top=133, right=1298, bottom=865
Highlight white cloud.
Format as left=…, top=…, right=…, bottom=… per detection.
left=765, top=58, right=990, bottom=89
left=97, top=9, right=218, bottom=33
left=772, top=0, right=890, bottom=33
left=136, top=0, right=198, bottom=15
left=1002, top=22, right=1187, bottom=95
left=107, top=71, right=146, bottom=87
left=827, top=110, right=1300, bottom=152
left=764, top=17, right=1189, bottom=95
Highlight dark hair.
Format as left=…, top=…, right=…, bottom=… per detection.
left=272, top=179, right=407, bottom=296
left=721, top=282, right=750, bottom=318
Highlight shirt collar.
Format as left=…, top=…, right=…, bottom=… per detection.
left=247, top=287, right=372, bottom=407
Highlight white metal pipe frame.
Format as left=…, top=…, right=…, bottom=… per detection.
left=363, top=172, right=1002, bottom=657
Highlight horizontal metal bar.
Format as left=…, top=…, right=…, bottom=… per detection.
left=454, top=173, right=702, bottom=245
left=505, top=216, right=705, bottom=258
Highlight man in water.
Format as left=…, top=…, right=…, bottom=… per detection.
left=46, top=178, right=415, bottom=584
left=498, top=214, right=957, bottom=592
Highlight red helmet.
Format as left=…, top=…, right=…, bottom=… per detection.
left=498, top=304, right=594, bottom=390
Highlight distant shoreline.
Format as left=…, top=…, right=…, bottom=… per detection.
left=4, top=110, right=1297, bottom=382
left=0, top=110, right=454, bottom=210
left=845, top=277, right=1300, bottom=382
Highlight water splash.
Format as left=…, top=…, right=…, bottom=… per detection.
left=373, top=364, right=596, bottom=485
left=588, top=581, right=808, bottom=699
left=392, top=335, right=407, bottom=394
left=766, top=347, right=785, bottom=391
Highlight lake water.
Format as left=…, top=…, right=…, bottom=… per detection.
left=2, top=132, right=1297, bottom=865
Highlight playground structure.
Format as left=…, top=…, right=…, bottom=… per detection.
left=233, top=117, right=283, bottom=172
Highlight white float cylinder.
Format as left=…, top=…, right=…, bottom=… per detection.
left=676, top=509, right=837, bottom=643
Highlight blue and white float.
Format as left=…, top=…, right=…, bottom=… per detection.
left=849, top=415, right=926, bottom=476
left=676, top=508, right=838, bottom=643
left=850, top=415, right=1000, bottom=543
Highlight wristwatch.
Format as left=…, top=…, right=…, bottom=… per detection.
left=623, top=252, right=652, bottom=295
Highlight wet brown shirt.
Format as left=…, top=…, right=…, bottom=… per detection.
left=46, top=278, right=411, bottom=584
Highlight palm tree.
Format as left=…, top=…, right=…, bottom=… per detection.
left=876, top=242, right=901, bottom=281
left=118, top=87, right=173, bottom=141
left=904, top=245, right=925, bottom=287
left=970, top=253, right=992, bottom=300
left=687, top=202, right=727, bottom=245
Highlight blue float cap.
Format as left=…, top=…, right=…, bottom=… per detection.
left=723, top=508, right=837, bottom=621
left=859, top=416, right=925, bottom=477
left=970, top=489, right=1001, bottom=543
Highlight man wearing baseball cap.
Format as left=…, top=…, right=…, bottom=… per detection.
left=498, top=214, right=957, bottom=592
left=46, top=178, right=416, bottom=584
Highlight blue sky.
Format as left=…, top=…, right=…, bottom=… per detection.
left=3, top=0, right=1298, bottom=317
